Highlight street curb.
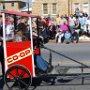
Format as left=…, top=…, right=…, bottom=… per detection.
left=48, top=39, right=90, bottom=43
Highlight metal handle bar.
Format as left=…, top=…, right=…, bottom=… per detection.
left=42, top=45, right=89, bottom=68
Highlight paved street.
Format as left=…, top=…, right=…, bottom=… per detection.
left=41, top=42, right=90, bottom=74
left=41, top=42, right=90, bottom=66
left=1, top=42, right=90, bottom=90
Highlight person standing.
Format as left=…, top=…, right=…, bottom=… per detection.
left=74, top=17, right=81, bottom=35
left=79, top=14, right=85, bottom=34
left=60, top=15, right=67, bottom=25
left=86, top=16, right=90, bottom=36
left=69, top=14, right=76, bottom=31
left=17, top=16, right=29, bottom=41
left=48, top=23, right=56, bottom=39
left=17, top=17, right=27, bottom=34
left=56, top=14, right=60, bottom=28
left=75, top=8, right=80, bottom=17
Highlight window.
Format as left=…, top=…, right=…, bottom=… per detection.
left=3, top=3, right=5, bottom=9
left=74, top=3, right=80, bottom=12
left=11, top=2, right=14, bottom=7
left=52, top=3, right=57, bottom=14
left=43, top=3, right=48, bottom=14
left=83, top=3, right=89, bottom=15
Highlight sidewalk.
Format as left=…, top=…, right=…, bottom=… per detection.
left=49, top=35, right=90, bottom=43
left=49, top=39, right=90, bottom=43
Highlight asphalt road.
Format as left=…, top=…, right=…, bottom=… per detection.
left=1, top=42, right=90, bottom=90
left=41, top=42, right=90, bottom=66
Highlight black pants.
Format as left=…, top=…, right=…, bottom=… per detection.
left=56, top=36, right=65, bottom=43
left=0, top=46, right=5, bottom=76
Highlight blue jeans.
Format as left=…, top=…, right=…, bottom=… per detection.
left=71, top=35, right=79, bottom=43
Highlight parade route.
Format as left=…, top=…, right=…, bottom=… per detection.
left=1, top=42, right=90, bottom=90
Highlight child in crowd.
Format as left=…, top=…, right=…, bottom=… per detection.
left=71, top=30, right=79, bottom=43
left=64, top=30, right=71, bottom=44
left=55, top=30, right=64, bottom=43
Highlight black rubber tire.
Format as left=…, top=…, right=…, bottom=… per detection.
left=4, top=65, right=32, bottom=90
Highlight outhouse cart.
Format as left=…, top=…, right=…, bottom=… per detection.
left=2, top=11, right=90, bottom=90
left=2, top=11, right=41, bottom=90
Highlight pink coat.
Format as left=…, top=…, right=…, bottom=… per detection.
left=60, top=24, right=68, bottom=32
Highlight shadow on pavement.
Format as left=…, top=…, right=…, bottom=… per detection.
left=30, top=76, right=76, bottom=90
left=32, top=76, right=73, bottom=86
left=30, top=75, right=90, bottom=90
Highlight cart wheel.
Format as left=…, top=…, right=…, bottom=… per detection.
left=5, top=65, right=32, bottom=90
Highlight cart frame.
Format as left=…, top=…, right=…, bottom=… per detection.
left=2, top=11, right=39, bottom=90
left=1, top=10, right=90, bottom=90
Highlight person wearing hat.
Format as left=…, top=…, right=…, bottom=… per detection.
left=55, top=29, right=64, bottom=43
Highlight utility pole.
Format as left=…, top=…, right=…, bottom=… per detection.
left=68, top=0, right=72, bottom=15
left=0, top=0, right=2, bottom=11
left=28, top=0, right=30, bottom=13
left=68, top=0, right=70, bottom=15
left=89, top=0, right=90, bottom=15
left=0, top=0, right=2, bottom=4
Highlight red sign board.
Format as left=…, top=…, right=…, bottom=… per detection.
left=6, top=41, right=35, bottom=77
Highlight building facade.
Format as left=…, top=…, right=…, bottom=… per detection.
left=32, top=0, right=68, bottom=17
left=69, top=0, right=90, bottom=15
left=0, top=0, right=26, bottom=11
left=32, top=0, right=90, bottom=17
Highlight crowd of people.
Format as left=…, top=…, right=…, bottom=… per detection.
left=0, top=11, right=90, bottom=44
left=32, top=12, right=90, bottom=44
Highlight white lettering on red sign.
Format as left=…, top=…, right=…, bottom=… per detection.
left=7, top=48, right=32, bottom=65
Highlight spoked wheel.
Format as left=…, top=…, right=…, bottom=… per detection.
left=5, top=65, right=32, bottom=90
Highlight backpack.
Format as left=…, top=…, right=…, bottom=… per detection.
left=35, top=54, right=48, bottom=72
